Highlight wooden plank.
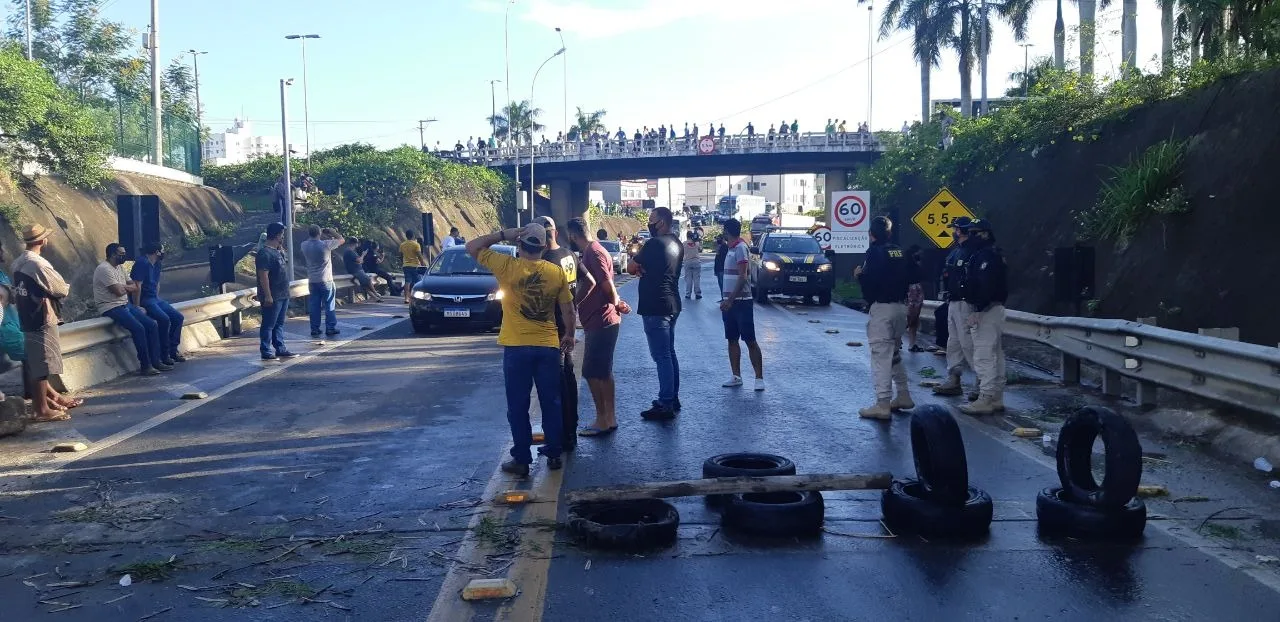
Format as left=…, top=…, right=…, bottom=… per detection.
left=565, top=472, right=894, bottom=504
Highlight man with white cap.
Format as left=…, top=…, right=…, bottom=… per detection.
left=467, top=222, right=576, bottom=478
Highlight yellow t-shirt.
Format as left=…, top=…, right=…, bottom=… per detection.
left=400, top=240, right=423, bottom=267
left=477, top=248, right=570, bottom=348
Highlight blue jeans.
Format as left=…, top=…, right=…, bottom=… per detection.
left=308, top=282, right=337, bottom=333
left=502, top=346, right=563, bottom=464
left=642, top=314, right=680, bottom=408
left=103, top=305, right=162, bottom=369
left=260, top=297, right=290, bottom=357
left=140, top=298, right=184, bottom=359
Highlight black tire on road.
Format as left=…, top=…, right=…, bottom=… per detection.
left=817, top=290, right=832, bottom=306
left=410, top=313, right=431, bottom=334
left=567, top=499, right=680, bottom=551
left=1056, top=406, right=1142, bottom=509
left=1035, top=486, right=1146, bottom=539
left=880, top=479, right=993, bottom=539
left=909, top=405, right=970, bottom=506
left=702, top=453, right=797, bottom=509
left=722, top=491, right=824, bottom=537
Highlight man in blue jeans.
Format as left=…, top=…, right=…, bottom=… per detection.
left=95, top=243, right=169, bottom=375
left=300, top=225, right=345, bottom=337
left=256, top=222, right=297, bottom=361
left=130, top=243, right=186, bottom=364
left=627, top=206, right=683, bottom=420
left=466, top=222, right=575, bottom=478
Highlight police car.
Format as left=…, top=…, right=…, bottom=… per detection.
left=748, top=228, right=835, bottom=305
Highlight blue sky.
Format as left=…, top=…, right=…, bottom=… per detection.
left=59, top=0, right=1165, bottom=151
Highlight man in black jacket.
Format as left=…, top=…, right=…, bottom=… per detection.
left=855, top=216, right=913, bottom=419
left=958, top=219, right=1008, bottom=415
left=933, top=216, right=976, bottom=397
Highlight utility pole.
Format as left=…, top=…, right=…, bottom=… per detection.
left=867, top=4, right=874, bottom=131
left=489, top=80, right=502, bottom=141
left=280, top=79, right=295, bottom=272
left=150, top=0, right=163, bottom=166
left=1021, top=43, right=1035, bottom=97
left=417, top=119, right=437, bottom=151
left=979, top=0, right=988, bottom=116
left=556, top=27, right=567, bottom=140
left=24, top=0, right=32, bottom=60
left=187, top=50, right=207, bottom=135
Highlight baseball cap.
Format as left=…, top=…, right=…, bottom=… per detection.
left=266, top=222, right=287, bottom=238
left=519, top=223, right=548, bottom=248
left=534, top=215, right=557, bottom=230
left=949, top=216, right=973, bottom=230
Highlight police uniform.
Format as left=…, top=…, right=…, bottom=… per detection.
left=856, top=232, right=913, bottom=418
left=958, top=219, right=1008, bottom=414
left=933, top=217, right=977, bottom=396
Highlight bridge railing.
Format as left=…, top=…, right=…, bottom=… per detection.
left=921, top=300, right=1280, bottom=418
left=450, top=131, right=884, bottom=167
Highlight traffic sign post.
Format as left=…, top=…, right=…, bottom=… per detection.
left=812, top=226, right=833, bottom=251
left=828, top=190, right=870, bottom=253
left=912, top=188, right=975, bottom=249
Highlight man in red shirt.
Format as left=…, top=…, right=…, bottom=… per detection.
left=564, top=217, right=631, bottom=435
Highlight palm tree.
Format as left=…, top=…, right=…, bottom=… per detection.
left=1073, top=0, right=1112, bottom=78
left=1005, top=56, right=1055, bottom=96
left=878, top=0, right=947, bottom=123
left=1121, top=0, right=1138, bottom=71
left=567, top=107, right=607, bottom=140
left=1055, top=0, right=1066, bottom=69
left=1159, top=0, right=1175, bottom=73
left=486, top=100, right=544, bottom=145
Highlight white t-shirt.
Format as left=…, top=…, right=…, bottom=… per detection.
left=93, top=260, right=129, bottom=313
left=443, top=236, right=463, bottom=249
left=720, top=239, right=752, bottom=300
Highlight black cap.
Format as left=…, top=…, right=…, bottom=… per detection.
left=966, top=218, right=992, bottom=233
left=267, top=222, right=287, bottom=238
left=950, top=216, right=973, bottom=230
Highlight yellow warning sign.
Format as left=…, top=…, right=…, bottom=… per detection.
left=912, top=188, right=976, bottom=249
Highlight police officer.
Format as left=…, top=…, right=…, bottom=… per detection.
left=957, top=219, right=1008, bottom=415
left=932, top=216, right=976, bottom=398
left=854, top=216, right=913, bottom=419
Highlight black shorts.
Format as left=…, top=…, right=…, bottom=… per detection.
left=582, top=323, right=620, bottom=379
left=722, top=299, right=757, bottom=342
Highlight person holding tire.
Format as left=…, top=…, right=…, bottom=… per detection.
left=932, top=217, right=975, bottom=397
left=957, top=219, right=1008, bottom=415
left=854, top=216, right=913, bottom=419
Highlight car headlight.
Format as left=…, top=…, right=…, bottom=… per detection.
left=762, top=260, right=781, bottom=271
left=412, top=290, right=431, bottom=300
left=817, top=263, right=832, bottom=272
left=487, top=289, right=505, bottom=301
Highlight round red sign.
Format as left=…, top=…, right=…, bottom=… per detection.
left=697, top=136, right=716, bottom=155
left=833, top=194, right=868, bottom=229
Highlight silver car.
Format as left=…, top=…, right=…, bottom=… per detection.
left=599, top=240, right=628, bottom=274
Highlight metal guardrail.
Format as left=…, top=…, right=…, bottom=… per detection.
left=454, top=131, right=885, bottom=168
left=922, top=300, right=1280, bottom=418
left=60, top=276, right=356, bottom=356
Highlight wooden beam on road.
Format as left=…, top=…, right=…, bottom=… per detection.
left=564, top=472, right=894, bottom=504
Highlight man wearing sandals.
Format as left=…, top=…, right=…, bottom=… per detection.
left=11, top=224, right=82, bottom=420
left=564, top=218, right=630, bottom=437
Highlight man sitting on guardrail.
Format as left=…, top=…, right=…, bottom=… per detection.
left=96, top=243, right=168, bottom=376
left=130, top=243, right=186, bottom=365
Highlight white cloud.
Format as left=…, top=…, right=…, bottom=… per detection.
left=517, top=0, right=846, bottom=39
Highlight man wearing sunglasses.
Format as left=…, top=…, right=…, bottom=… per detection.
left=95, top=243, right=168, bottom=376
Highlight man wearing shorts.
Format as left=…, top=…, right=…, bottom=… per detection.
left=400, top=229, right=427, bottom=304
left=564, top=218, right=630, bottom=436
left=718, top=219, right=764, bottom=391
left=342, top=239, right=382, bottom=302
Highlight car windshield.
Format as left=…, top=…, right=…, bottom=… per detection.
left=600, top=241, right=621, bottom=252
left=429, top=251, right=491, bottom=275
left=763, top=236, right=822, bottom=254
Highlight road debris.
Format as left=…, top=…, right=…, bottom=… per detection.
left=846, top=341, right=863, bottom=347
left=103, top=593, right=133, bottom=605
left=1257, top=555, right=1279, bottom=565
left=138, top=606, right=173, bottom=621
left=1011, top=427, right=1042, bottom=438
left=462, top=578, right=518, bottom=601
left=1254, top=457, right=1273, bottom=472
left=181, top=392, right=208, bottom=400
left=119, top=574, right=132, bottom=587
left=808, top=319, right=821, bottom=323
left=52, top=442, right=88, bottom=453
left=825, top=329, right=840, bottom=334
left=1137, top=485, right=1169, bottom=498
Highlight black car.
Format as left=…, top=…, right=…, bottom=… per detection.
left=749, top=231, right=834, bottom=305
left=409, top=246, right=516, bottom=333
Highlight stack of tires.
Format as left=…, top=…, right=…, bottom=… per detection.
left=703, top=453, right=824, bottom=537
left=1036, top=406, right=1147, bottom=539
left=881, top=405, right=994, bottom=538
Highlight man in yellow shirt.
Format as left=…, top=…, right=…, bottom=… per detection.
left=399, top=229, right=428, bottom=304
left=467, top=223, right=576, bottom=477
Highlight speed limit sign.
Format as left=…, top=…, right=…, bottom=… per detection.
left=812, top=226, right=833, bottom=251
left=828, top=190, right=871, bottom=253
left=697, top=136, right=716, bottom=155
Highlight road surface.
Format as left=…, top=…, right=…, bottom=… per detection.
left=0, top=258, right=1278, bottom=621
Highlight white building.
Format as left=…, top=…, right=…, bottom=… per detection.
left=685, top=174, right=817, bottom=214
left=590, top=178, right=685, bottom=210
left=202, top=119, right=293, bottom=166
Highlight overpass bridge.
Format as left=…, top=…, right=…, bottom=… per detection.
left=472, top=132, right=887, bottom=226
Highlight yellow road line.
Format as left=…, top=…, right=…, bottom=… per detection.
left=495, top=465, right=564, bottom=622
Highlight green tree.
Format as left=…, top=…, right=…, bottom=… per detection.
left=1005, top=56, right=1056, bottom=96
left=876, top=0, right=948, bottom=123
left=487, top=100, right=544, bottom=145
left=0, top=44, right=111, bottom=187
left=567, top=107, right=607, bottom=140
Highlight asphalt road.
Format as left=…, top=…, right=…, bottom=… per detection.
left=1, top=258, right=1278, bottom=621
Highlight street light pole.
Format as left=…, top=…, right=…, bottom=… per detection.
left=150, top=0, right=162, bottom=166
left=867, top=4, right=873, bottom=130
left=285, top=34, right=320, bottom=170
left=489, top=79, right=501, bottom=141
left=504, top=0, right=519, bottom=226
left=187, top=50, right=207, bottom=134
left=530, top=47, right=566, bottom=218
left=556, top=27, right=567, bottom=140
left=980, top=0, right=989, bottom=116
left=279, top=79, right=295, bottom=273
left=1021, top=43, right=1035, bottom=97
left=417, top=119, right=437, bottom=151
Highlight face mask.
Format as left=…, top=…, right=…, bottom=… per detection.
left=647, top=223, right=660, bottom=237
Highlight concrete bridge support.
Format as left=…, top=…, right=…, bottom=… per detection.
left=549, top=179, right=590, bottom=244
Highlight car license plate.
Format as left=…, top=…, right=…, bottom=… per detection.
left=443, top=309, right=470, bottom=318
left=789, top=276, right=808, bottom=283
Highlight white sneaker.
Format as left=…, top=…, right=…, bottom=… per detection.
left=722, top=376, right=743, bottom=388
left=754, top=378, right=766, bottom=391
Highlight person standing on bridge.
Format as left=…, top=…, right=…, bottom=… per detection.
left=933, top=217, right=976, bottom=398
left=682, top=231, right=703, bottom=300
left=855, top=216, right=914, bottom=419
left=301, top=225, right=345, bottom=338
left=131, top=243, right=185, bottom=365
left=467, top=223, right=575, bottom=477
left=719, top=219, right=765, bottom=391
left=628, top=207, right=683, bottom=420
left=95, top=243, right=167, bottom=375
left=565, top=218, right=629, bottom=437
left=957, top=219, right=1008, bottom=415
left=535, top=216, right=581, bottom=452
left=256, top=222, right=297, bottom=361
left=12, top=224, right=79, bottom=421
